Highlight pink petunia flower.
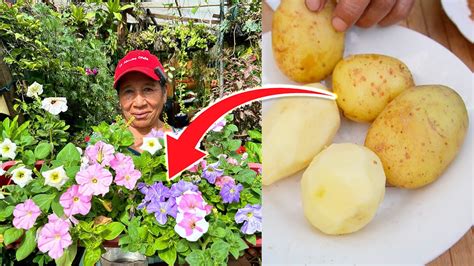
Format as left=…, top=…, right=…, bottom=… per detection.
left=227, top=157, right=239, bottom=166
left=37, top=217, right=73, bottom=259
left=187, top=159, right=206, bottom=173
left=114, top=167, right=141, bottom=190
left=84, top=141, right=115, bottom=166
left=109, top=153, right=134, bottom=173
left=13, top=199, right=41, bottom=230
left=176, top=191, right=211, bottom=216
left=76, top=164, right=113, bottom=196
left=215, top=175, right=235, bottom=188
left=59, top=185, right=92, bottom=216
left=174, top=212, right=209, bottom=242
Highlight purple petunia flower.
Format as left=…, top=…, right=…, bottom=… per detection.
left=144, top=182, right=170, bottom=202
left=146, top=128, right=165, bottom=139
left=201, top=162, right=223, bottom=184
left=146, top=199, right=175, bottom=225
left=220, top=183, right=243, bottom=203
left=85, top=67, right=98, bottom=76
left=235, top=204, right=262, bottom=235
left=170, top=180, right=198, bottom=198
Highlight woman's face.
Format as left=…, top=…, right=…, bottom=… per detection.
left=118, top=72, right=166, bottom=130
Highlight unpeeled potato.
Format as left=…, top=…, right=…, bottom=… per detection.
left=365, top=85, right=469, bottom=188
left=272, top=0, right=345, bottom=83
left=301, top=143, right=386, bottom=235
left=333, top=54, right=414, bottom=122
left=262, top=83, right=340, bottom=185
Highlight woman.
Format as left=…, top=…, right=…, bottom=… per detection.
left=113, top=50, right=169, bottom=154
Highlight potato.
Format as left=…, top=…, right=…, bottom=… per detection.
left=365, top=85, right=469, bottom=189
left=272, top=0, right=344, bottom=83
left=301, top=143, right=386, bottom=235
left=333, top=54, right=415, bottom=122
left=263, top=83, right=340, bottom=185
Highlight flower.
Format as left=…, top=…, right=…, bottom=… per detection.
left=140, top=137, right=162, bottom=155
left=235, top=146, right=246, bottom=154
left=37, top=216, right=72, bottom=259
left=201, top=162, right=223, bottom=184
left=174, top=212, right=209, bottom=242
left=146, top=199, right=175, bottom=225
left=169, top=180, right=198, bottom=198
left=42, top=166, right=68, bottom=189
left=147, top=128, right=165, bottom=139
left=0, top=138, right=17, bottom=159
left=210, top=118, right=226, bottom=132
left=227, top=157, right=239, bottom=166
left=41, top=97, right=68, bottom=115
left=60, top=185, right=92, bottom=217
left=26, top=81, right=43, bottom=98
left=0, top=192, right=4, bottom=199
left=11, top=166, right=33, bottom=188
left=176, top=191, right=211, bottom=216
left=114, top=167, right=141, bottom=190
left=235, top=204, right=262, bottom=235
left=139, top=182, right=170, bottom=203
left=187, top=159, right=206, bottom=173
left=85, top=141, right=115, bottom=166
left=12, top=199, right=41, bottom=230
left=75, top=164, right=113, bottom=196
left=85, top=67, right=98, bottom=76
left=110, top=153, right=134, bottom=173
left=215, top=175, right=235, bottom=188
left=220, top=183, right=243, bottom=203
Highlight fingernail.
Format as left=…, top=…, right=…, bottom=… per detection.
left=305, top=0, right=321, bottom=12
left=332, top=17, right=348, bottom=32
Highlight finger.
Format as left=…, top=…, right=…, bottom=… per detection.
left=305, top=0, right=329, bottom=12
left=332, top=0, right=371, bottom=32
left=378, top=0, right=415, bottom=26
left=356, top=0, right=397, bottom=28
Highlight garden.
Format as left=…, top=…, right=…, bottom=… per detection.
left=0, top=0, right=261, bottom=265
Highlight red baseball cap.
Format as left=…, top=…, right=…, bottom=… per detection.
left=113, top=50, right=166, bottom=89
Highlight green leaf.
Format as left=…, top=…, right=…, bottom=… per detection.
left=153, top=239, right=168, bottom=251
left=51, top=195, right=65, bottom=217
left=159, top=247, right=177, bottom=266
left=185, top=250, right=209, bottom=266
left=210, top=240, right=230, bottom=262
left=176, top=239, right=189, bottom=253
left=34, top=142, right=52, bottom=160
left=23, top=150, right=36, bottom=165
left=101, top=222, right=125, bottom=240
left=208, top=146, right=222, bottom=158
left=83, top=247, right=101, bottom=266
left=209, top=227, right=226, bottom=238
left=235, top=169, right=257, bottom=184
left=247, top=130, right=261, bottom=141
left=191, top=7, right=199, bottom=14
left=16, top=227, right=37, bottom=261
left=32, top=193, right=56, bottom=212
left=4, top=227, right=23, bottom=246
left=56, top=143, right=81, bottom=165
left=245, top=234, right=256, bottom=246
left=65, top=166, right=80, bottom=179
left=0, top=206, right=14, bottom=222
left=55, top=242, right=77, bottom=266
left=226, top=139, right=241, bottom=151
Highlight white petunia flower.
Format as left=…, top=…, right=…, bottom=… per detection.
left=0, top=192, right=4, bottom=199
left=41, top=97, right=68, bottom=115
left=76, top=147, right=83, bottom=156
left=0, top=167, right=5, bottom=176
left=42, top=166, right=68, bottom=189
left=11, top=166, right=33, bottom=188
left=140, top=137, right=162, bottom=155
left=0, top=138, right=17, bottom=159
left=26, top=82, right=43, bottom=98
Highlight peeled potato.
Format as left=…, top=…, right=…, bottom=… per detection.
left=262, top=83, right=340, bottom=185
left=333, top=54, right=414, bottom=122
left=301, top=143, right=386, bottom=235
left=272, top=0, right=345, bottom=83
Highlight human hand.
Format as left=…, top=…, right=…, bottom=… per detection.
left=305, top=0, right=415, bottom=32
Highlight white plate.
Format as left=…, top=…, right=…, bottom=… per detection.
left=262, top=26, right=473, bottom=264
left=441, top=0, right=474, bottom=43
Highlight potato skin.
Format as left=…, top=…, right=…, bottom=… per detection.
left=365, top=85, right=469, bottom=189
left=263, top=83, right=340, bottom=185
left=301, top=143, right=386, bottom=235
left=333, top=54, right=414, bottom=122
left=272, top=0, right=344, bottom=83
